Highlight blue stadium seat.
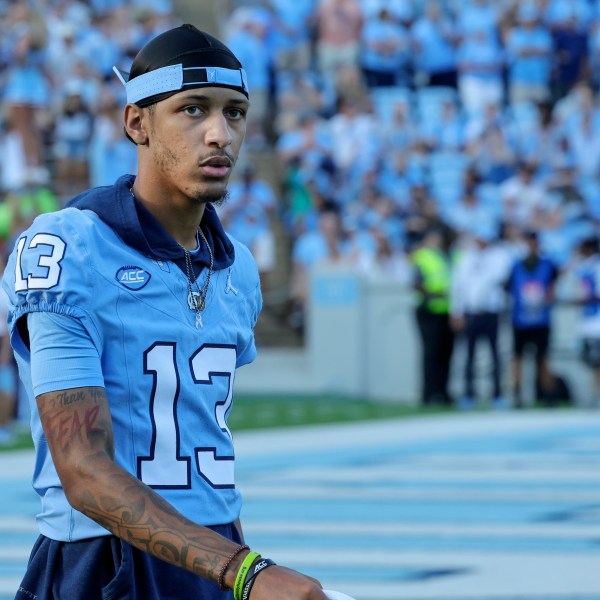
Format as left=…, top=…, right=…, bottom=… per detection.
left=370, top=86, right=413, bottom=120
left=428, top=150, right=469, bottom=207
left=428, top=151, right=469, bottom=183
left=507, top=101, right=540, bottom=137
left=477, top=182, right=502, bottom=216
left=415, top=86, right=458, bottom=123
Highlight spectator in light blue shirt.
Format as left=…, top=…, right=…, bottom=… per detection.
left=517, top=101, right=570, bottom=174
left=360, top=8, right=411, bottom=87
left=290, top=205, right=351, bottom=329
left=564, top=103, right=600, bottom=178
left=75, top=21, right=123, bottom=79
left=87, top=0, right=126, bottom=16
left=292, top=205, right=350, bottom=269
left=2, top=10, right=50, bottom=181
left=411, top=1, right=458, bottom=87
left=456, top=27, right=504, bottom=115
left=376, top=151, right=415, bottom=212
left=226, top=8, right=272, bottom=146
left=89, top=100, right=137, bottom=188
left=455, top=0, right=499, bottom=40
left=130, top=0, right=173, bottom=16
left=270, top=0, right=316, bottom=72
left=221, top=165, right=276, bottom=234
left=221, top=181, right=277, bottom=292
left=445, top=183, right=500, bottom=236
left=505, top=4, right=553, bottom=106
left=382, top=99, right=418, bottom=151
left=226, top=14, right=271, bottom=93
left=545, top=0, right=593, bottom=33
left=361, top=0, right=415, bottom=24
left=420, top=98, right=465, bottom=150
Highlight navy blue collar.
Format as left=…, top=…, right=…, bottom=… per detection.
left=66, top=174, right=235, bottom=275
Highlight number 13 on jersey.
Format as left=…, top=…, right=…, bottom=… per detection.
left=139, top=342, right=237, bottom=490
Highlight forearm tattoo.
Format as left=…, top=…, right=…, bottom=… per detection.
left=80, top=480, right=225, bottom=577
left=39, top=387, right=112, bottom=455
left=38, top=386, right=233, bottom=580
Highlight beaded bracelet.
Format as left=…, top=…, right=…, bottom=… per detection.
left=217, top=544, right=250, bottom=591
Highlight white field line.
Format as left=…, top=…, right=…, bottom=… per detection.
left=240, top=484, right=600, bottom=503
left=0, top=517, right=37, bottom=533
left=242, top=520, right=600, bottom=540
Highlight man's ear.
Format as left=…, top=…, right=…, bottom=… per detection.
left=124, top=104, right=149, bottom=145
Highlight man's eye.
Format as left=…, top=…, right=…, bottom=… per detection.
left=184, top=106, right=202, bottom=116
left=227, top=108, right=245, bottom=120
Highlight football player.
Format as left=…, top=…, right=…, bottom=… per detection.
left=3, top=24, right=329, bottom=600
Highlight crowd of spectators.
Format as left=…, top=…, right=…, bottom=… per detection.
left=0, top=0, right=176, bottom=442
left=0, top=0, right=176, bottom=243
left=3, top=0, right=600, bottom=427
left=219, top=0, right=600, bottom=406
left=3, top=0, right=600, bottom=300
left=219, top=0, right=600, bottom=329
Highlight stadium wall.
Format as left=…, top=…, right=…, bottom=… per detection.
left=234, top=268, right=593, bottom=407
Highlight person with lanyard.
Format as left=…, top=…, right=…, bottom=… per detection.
left=2, top=24, right=332, bottom=600
left=506, top=230, right=559, bottom=408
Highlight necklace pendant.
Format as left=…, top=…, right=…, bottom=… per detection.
left=181, top=228, right=213, bottom=325
left=187, top=291, right=206, bottom=312
left=188, top=290, right=201, bottom=311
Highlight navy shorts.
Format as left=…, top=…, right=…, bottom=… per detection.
left=513, top=326, right=550, bottom=358
left=15, top=523, right=242, bottom=600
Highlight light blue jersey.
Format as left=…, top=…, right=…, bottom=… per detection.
left=2, top=175, right=262, bottom=542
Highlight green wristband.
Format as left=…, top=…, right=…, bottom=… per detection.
left=234, top=551, right=261, bottom=600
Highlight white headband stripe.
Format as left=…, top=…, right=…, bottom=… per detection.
left=112, top=63, right=248, bottom=104
left=183, top=67, right=250, bottom=93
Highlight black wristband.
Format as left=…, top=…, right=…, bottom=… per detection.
left=241, top=557, right=276, bottom=600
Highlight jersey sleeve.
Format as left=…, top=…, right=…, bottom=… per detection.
left=28, top=311, right=104, bottom=396
left=1, top=209, right=102, bottom=356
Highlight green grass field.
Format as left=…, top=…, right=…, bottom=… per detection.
left=0, top=395, right=451, bottom=452
left=0, top=393, right=571, bottom=453
left=228, top=394, right=449, bottom=431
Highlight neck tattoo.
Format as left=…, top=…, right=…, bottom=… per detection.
left=130, top=186, right=213, bottom=328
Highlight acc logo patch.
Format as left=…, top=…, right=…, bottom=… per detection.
left=116, top=266, right=151, bottom=290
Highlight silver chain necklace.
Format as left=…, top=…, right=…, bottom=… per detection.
left=180, top=228, right=213, bottom=328
left=130, top=186, right=213, bottom=328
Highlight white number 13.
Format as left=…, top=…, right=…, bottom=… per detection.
left=15, top=234, right=66, bottom=291
left=139, top=343, right=237, bottom=490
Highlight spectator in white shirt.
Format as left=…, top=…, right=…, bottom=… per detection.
left=451, top=228, right=513, bottom=409
left=500, top=161, right=547, bottom=229
left=445, top=183, right=499, bottom=237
